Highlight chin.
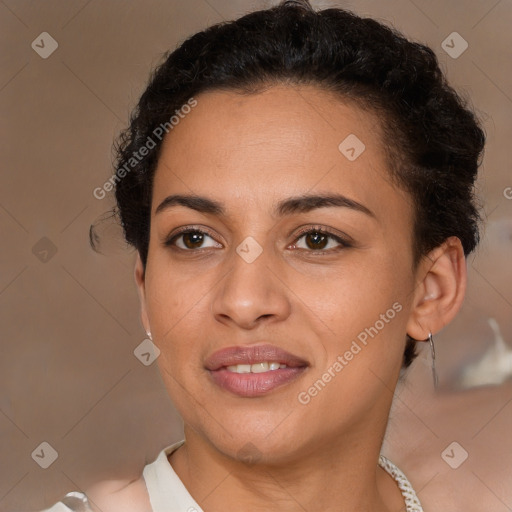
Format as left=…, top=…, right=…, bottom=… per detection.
left=232, top=437, right=304, bottom=467
left=196, top=419, right=307, bottom=466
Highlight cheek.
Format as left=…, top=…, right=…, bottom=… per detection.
left=145, top=257, right=209, bottom=327
left=144, top=272, right=211, bottom=385
left=294, top=251, right=406, bottom=323
left=296, top=253, right=411, bottom=380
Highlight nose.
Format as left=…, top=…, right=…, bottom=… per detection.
left=210, top=243, right=292, bottom=330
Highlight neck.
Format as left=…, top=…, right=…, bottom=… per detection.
left=168, top=422, right=404, bottom=512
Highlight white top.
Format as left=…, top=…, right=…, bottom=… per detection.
left=43, top=440, right=424, bottom=511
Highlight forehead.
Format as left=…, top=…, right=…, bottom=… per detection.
left=152, top=84, right=408, bottom=222
left=157, top=84, right=384, bottom=165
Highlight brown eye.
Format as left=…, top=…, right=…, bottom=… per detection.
left=165, top=229, right=222, bottom=251
left=292, top=228, right=350, bottom=252
left=182, top=231, right=206, bottom=249
left=304, top=231, right=329, bottom=250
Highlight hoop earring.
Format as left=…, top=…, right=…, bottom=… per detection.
left=427, top=332, right=439, bottom=390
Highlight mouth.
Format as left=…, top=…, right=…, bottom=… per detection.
left=205, top=344, right=309, bottom=397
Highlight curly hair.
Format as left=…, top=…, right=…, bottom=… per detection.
left=105, top=0, right=485, bottom=368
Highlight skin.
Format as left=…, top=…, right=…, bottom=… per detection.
left=94, top=84, right=466, bottom=512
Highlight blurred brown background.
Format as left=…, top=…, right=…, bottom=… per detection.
left=1, top=0, right=511, bottom=510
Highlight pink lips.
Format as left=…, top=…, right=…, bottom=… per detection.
left=205, top=344, right=308, bottom=397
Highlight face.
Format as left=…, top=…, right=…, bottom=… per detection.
left=136, top=84, right=421, bottom=463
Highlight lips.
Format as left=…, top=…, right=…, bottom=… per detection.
left=204, top=344, right=309, bottom=371
left=204, top=344, right=309, bottom=397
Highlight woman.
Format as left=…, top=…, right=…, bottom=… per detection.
left=43, top=0, right=485, bottom=510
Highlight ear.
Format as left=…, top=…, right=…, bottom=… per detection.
left=134, top=251, right=151, bottom=336
left=406, top=236, right=467, bottom=341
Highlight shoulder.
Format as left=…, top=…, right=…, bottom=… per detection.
left=84, top=476, right=152, bottom=512
left=71, top=442, right=181, bottom=512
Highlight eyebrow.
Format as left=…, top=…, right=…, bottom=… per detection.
left=155, top=192, right=375, bottom=218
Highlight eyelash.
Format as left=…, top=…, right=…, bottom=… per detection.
left=164, top=225, right=352, bottom=254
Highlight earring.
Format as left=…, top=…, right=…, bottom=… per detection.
left=427, top=332, right=439, bottom=390
left=146, top=330, right=152, bottom=340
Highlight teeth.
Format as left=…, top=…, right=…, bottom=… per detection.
left=233, top=364, right=251, bottom=373
left=251, top=362, right=269, bottom=373
left=226, top=361, right=287, bottom=373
